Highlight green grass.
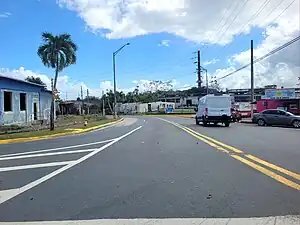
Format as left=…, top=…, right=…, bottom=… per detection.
left=0, top=119, right=116, bottom=140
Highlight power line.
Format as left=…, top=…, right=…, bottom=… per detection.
left=213, top=0, right=296, bottom=64
left=259, top=0, right=286, bottom=26
left=239, top=0, right=273, bottom=34
left=216, top=35, right=300, bottom=80
left=269, top=0, right=297, bottom=23
left=214, top=0, right=250, bottom=45
left=205, top=0, right=238, bottom=46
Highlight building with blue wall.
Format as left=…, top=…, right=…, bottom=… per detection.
left=0, top=75, right=53, bottom=125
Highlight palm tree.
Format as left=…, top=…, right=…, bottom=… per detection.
left=37, top=32, right=77, bottom=130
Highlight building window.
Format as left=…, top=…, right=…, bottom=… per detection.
left=20, top=93, right=26, bottom=111
left=4, top=91, right=12, bottom=112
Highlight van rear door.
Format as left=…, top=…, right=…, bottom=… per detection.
left=207, top=97, right=231, bottom=116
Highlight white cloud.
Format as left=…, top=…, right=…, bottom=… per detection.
left=215, top=15, right=300, bottom=89
left=57, top=0, right=300, bottom=89
left=203, top=58, right=220, bottom=66
left=57, top=0, right=298, bottom=45
left=0, top=67, right=110, bottom=100
left=0, top=67, right=183, bottom=100
left=158, top=40, right=171, bottom=47
left=0, top=12, right=12, bottom=18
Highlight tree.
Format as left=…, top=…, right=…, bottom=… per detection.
left=37, top=32, right=77, bottom=130
left=25, top=76, right=46, bottom=86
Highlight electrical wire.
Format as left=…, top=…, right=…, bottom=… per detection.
left=215, top=0, right=273, bottom=59
left=213, top=0, right=296, bottom=67
left=210, top=0, right=250, bottom=46
left=216, top=35, right=300, bottom=80
left=269, top=0, right=297, bottom=23
left=259, top=0, right=286, bottom=26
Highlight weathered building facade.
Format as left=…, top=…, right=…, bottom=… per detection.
left=0, top=75, right=52, bottom=125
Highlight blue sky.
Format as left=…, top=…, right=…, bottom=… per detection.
left=0, top=0, right=298, bottom=97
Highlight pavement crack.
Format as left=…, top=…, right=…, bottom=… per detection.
left=225, top=218, right=231, bottom=225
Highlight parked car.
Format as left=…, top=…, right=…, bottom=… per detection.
left=252, top=109, right=300, bottom=128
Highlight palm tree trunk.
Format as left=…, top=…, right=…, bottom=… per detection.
left=50, top=57, right=59, bottom=131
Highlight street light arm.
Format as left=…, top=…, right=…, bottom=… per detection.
left=113, top=43, right=130, bottom=56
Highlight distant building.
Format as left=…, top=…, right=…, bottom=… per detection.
left=0, top=75, right=52, bottom=125
left=119, top=102, right=175, bottom=114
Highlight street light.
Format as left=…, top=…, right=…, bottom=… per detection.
left=113, top=43, right=130, bottom=118
left=200, top=66, right=208, bottom=95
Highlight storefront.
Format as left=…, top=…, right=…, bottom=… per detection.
left=256, top=88, right=300, bottom=115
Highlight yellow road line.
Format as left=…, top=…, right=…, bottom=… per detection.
left=178, top=125, right=229, bottom=153
left=181, top=126, right=243, bottom=154
left=157, top=117, right=300, bottom=190
left=231, top=155, right=300, bottom=190
left=178, top=124, right=300, bottom=183
left=245, top=154, right=300, bottom=181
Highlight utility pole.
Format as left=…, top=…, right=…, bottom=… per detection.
left=197, top=50, right=201, bottom=88
left=250, top=40, right=254, bottom=119
left=65, top=92, right=67, bottom=101
left=86, top=89, right=90, bottom=115
left=50, top=78, right=54, bottom=130
left=102, top=90, right=105, bottom=117
left=81, top=85, right=84, bottom=115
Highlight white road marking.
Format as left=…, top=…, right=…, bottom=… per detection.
left=0, top=149, right=97, bottom=161
left=0, top=216, right=299, bottom=225
left=0, top=161, right=75, bottom=172
left=0, top=126, right=142, bottom=204
left=0, top=139, right=115, bottom=158
left=0, top=189, right=19, bottom=203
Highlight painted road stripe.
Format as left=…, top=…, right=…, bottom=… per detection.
left=0, top=126, right=142, bottom=204
left=158, top=118, right=243, bottom=153
left=0, top=139, right=115, bottom=158
left=0, top=149, right=96, bottom=161
left=178, top=123, right=300, bottom=183
left=245, top=154, right=300, bottom=181
left=0, top=161, right=75, bottom=172
left=157, top=118, right=300, bottom=191
left=0, top=216, right=299, bottom=224
left=231, top=155, right=300, bottom=190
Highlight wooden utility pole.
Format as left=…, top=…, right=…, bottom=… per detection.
left=250, top=40, right=254, bottom=119
left=197, top=50, right=201, bottom=88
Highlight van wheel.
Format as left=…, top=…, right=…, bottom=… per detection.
left=257, top=119, right=266, bottom=126
left=224, top=122, right=230, bottom=127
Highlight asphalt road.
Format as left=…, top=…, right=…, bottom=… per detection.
left=0, top=116, right=299, bottom=224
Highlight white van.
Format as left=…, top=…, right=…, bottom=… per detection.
left=195, top=94, right=232, bottom=127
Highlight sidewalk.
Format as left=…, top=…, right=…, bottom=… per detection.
left=0, top=118, right=123, bottom=145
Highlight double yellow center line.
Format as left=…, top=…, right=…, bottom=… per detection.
left=158, top=118, right=300, bottom=191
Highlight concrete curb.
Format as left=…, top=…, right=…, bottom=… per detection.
left=0, top=118, right=124, bottom=145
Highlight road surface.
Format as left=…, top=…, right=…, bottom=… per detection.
left=0, top=116, right=299, bottom=224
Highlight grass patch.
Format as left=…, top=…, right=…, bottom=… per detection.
left=0, top=118, right=117, bottom=140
